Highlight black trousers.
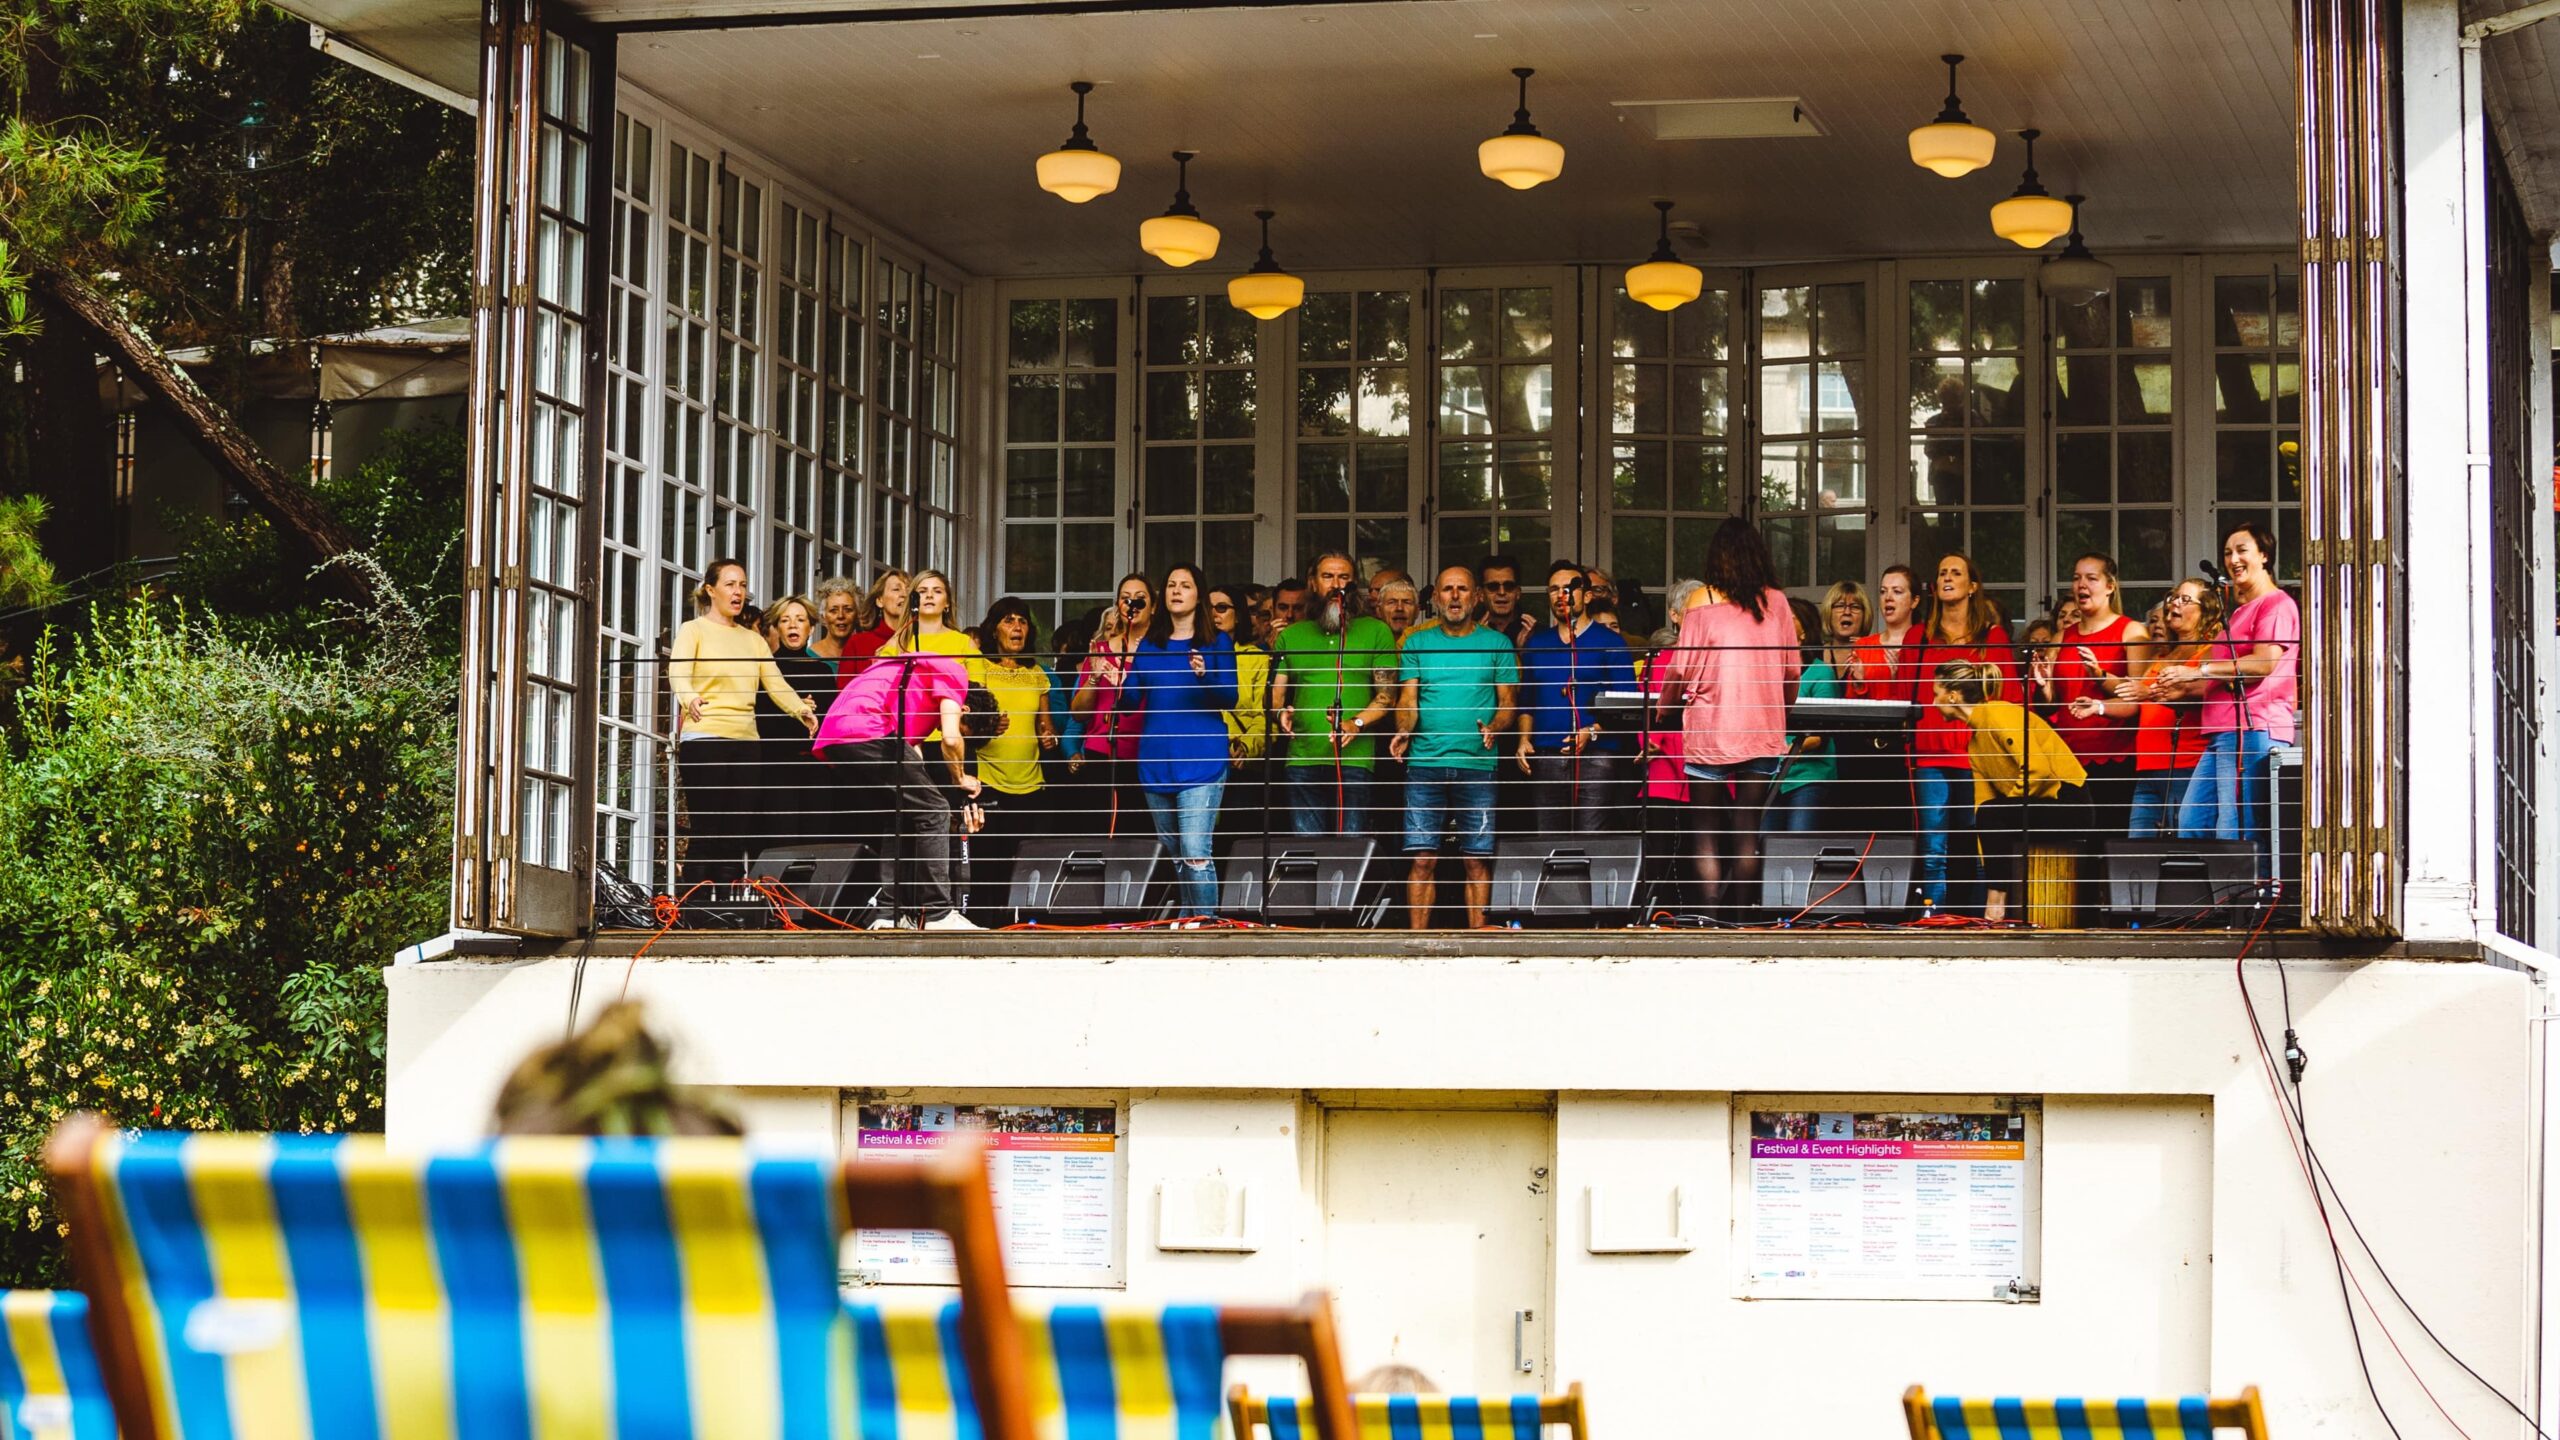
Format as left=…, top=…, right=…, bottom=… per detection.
left=1972, top=796, right=2090, bottom=894
left=968, top=783, right=1050, bottom=919
left=1524, top=750, right=1634, bottom=834
left=677, top=736, right=763, bottom=886
left=820, top=739, right=956, bottom=919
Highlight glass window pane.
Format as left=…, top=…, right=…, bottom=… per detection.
left=1298, top=447, right=1350, bottom=512
left=2214, top=275, right=2272, bottom=347
left=1613, top=440, right=1666, bottom=510
left=1145, top=521, right=1192, bottom=576
left=2055, top=356, right=2110, bottom=426
left=1672, top=365, right=1728, bottom=437
left=1912, top=359, right=1966, bottom=429
left=1910, top=280, right=1965, bottom=353
left=1439, top=365, right=1492, bottom=435
left=2055, top=295, right=2110, bottom=351
left=1064, top=448, right=1115, bottom=515
left=1358, top=367, right=1411, bottom=437
left=1498, top=441, right=1552, bottom=508
left=1972, top=436, right=2026, bottom=506
left=1354, top=518, right=1408, bottom=576
left=2119, top=509, right=2174, bottom=580
left=1972, top=511, right=2027, bottom=588
left=2117, top=278, right=2173, bottom=349
left=2055, top=510, right=2108, bottom=575
left=1815, top=284, right=1865, bottom=356
left=2216, top=431, right=2271, bottom=502
left=1675, top=289, right=1731, bottom=360
left=1760, top=286, right=1811, bottom=359
left=1500, top=288, right=1554, bottom=357
left=1356, top=444, right=1408, bottom=511
left=1203, top=369, right=1257, bottom=439
left=1973, top=357, right=2025, bottom=427
left=1440, top=288, right=1495, bottom=360
left=1204, top=446, right=1255, bottom=515
left=1066, top=298, right=1118, bottom=367
left=1009, top=299, right=1059, bottom=369
left=1146, top=447, right=1197, bottom=516
left=1761, top=362, right=1812, bottom=436
left=1006, top=448, right=1059, bottom=517
left=1297, top=367, right=1351, bottom=436
left=1148, top=294, right=1201, bottom=365
left=1612, top=515, right=1668, bottom=589
left=1201, top=521, right=1255, bottom=583
left=1147, top=372, right=1199, bottom=440
left=1358, top=292, right=1411, bottom=363
left=2119, top=358, right=2174, bottom=422
left=1816, top=511, right=1868, bottom=587
left=1064, top=373, right=1116, bottom=442
left=1815, top=361, right=1863, bottom=432
left=2120, top=432, right=2173, bottom=503
left=1298, top=518, right=1348, bottom=565
left=1438, top=516, right=1491, bottom=570
left=1439, top=441, right=1494, bottom=508
left=1760, top=440, right=1811, bottom=512
left=1673, top=442, right=1730, bottom=513
left=1007, top=374, right=1059, bottom=443
left=1500, top=365, right=1555, bottom=435
left=1613, top=289, right=1667, bottom=359
left=1298, top=293, right=1351, bottom=360
left=1063, top=522, right=1116, bottom=592
left=1970, top=279, right=2024, bottom=352
left=1005, top=524, right=1057, bottom=594
left=1206, top=299, right=1258, bottom=365
left=2056, top=433, right=2110, bottom=506
left=1764, top=515, right=1809, bottom=586
left=1614, top=363, right=1666, bottom=435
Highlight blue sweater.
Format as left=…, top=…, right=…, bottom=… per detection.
left=1518, top=623, right=1638, bottom=752
left=1126, top=631, right=1240, bottom=793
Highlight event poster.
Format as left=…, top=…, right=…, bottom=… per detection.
left=1740, top=1109, right=2032, bottom=1298
left=852, top=1102, right=1122, bottom=1284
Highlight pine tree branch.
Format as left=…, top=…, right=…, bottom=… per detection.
left=29, top=254, right=379, bottom=608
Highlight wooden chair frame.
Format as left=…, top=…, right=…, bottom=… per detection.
left=1215, top=1292, right=1362, bottom=1440
left=1901, top=1384, right=2268, bottom=1440
left=46, top=1113, right=1035, bottom=1440
left=1227, top=1379, right=1585, bottom=1440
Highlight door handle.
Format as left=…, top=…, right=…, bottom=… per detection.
left=1513, top=1308, right=1535, bottom=1374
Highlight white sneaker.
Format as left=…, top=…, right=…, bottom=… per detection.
left=923, top=911, right=983, bottom=932
left=866, top=916, right=912, bottom=931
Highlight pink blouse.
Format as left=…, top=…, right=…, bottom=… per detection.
left=1652, top=589, right=1802, bottom=767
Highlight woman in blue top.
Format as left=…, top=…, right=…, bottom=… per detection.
left=1126, top=563, right=1240, bottom=917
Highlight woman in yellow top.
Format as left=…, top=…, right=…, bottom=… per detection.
left=1930, top=658, right=2086, bottom=923
left=968, top=595, right=1059, bottom=919
left=877, top=569, right=984, bottom=677
left=669, top=557, right=818, bottom=897
left=1208, top=582, right=1269, bottom=836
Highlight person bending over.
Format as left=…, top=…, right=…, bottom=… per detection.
left=814, top=651, right=998, bottom=932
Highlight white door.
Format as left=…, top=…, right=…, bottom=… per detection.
left=1319, top=1108, right=1553, bottom=1393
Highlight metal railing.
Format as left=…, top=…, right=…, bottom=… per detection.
left=594, top=636, right=2302, bottom=934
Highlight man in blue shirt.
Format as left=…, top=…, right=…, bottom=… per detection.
left=1392, top=566, right=1518, bottom=928
left=1513, top=559, right=1640, bottom=835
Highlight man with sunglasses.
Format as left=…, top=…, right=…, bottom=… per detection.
left=1477, top=554, right=1541, bottom=648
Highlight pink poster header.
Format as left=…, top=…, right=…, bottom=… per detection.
left=1749, top=1138, right=2025, bottom=1160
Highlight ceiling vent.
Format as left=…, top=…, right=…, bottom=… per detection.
left=1614, top=97, right=1827, bottom=141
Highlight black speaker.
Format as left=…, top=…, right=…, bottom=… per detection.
left=1489, top=835, right=1646, bottom=926
left=1004, top=837, right=1168, bottom=922
left=747, top=843, right=877, bottom=923
left=1219, top=836, right=1381, bottom=926
left=2099, top=839, right=2260, bottom=927
left=1760, top=832, right=1919, bottom=920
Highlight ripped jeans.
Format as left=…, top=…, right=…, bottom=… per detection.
left=1146, top=779, right=1226, bottom=917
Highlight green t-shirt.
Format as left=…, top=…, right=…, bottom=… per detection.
left=1270, top=616, right=1399, bottom=768
left=1397, top=624, right=1520, bottom=770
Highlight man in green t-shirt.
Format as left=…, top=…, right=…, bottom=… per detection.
left=1269, top=551, right=1399, bottom=835
left=1391, top=565, right=1519, bottom=928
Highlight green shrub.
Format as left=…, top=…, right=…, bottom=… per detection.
left=0, top=596, right=452, bottom=1284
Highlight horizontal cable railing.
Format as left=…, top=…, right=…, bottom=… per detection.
left=594, top=637, right=2301, bottom=934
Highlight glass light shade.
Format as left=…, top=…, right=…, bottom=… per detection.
left=1625, top=258, right=1703, bottom=312
left=1991, top=192, right=2074, bottom=248
left=1036, top=147, right=1121, bottom=203
left=1140, top=212, right=1222, bottom=267
left=2042, top=253, right=2115, bottom=307
left=1477, top=132, right=1565, bottom=190
left=1228, top=269, right=1305, bottom=320
left=1907, top=121, right=1996, bottom=178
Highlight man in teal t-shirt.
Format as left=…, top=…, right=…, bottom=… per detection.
left=1391, top=565, right=1518, bottom=928
left=1269, top=551, right=1399, bottom=835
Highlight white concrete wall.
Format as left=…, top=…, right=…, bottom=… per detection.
left=389, top=952, right=2535, bottom=1437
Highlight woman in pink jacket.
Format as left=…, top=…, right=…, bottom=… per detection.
left=1652, top=520, right=1802, bottom=916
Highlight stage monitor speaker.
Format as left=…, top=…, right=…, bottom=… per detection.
left=2099, top=839, right=2259, bottom=927
left=1220, top=836, right=1380, bottom=925
left=747, top=843, right=876, bottom=923
left=1760, top=833, right=1919, bottom=920
left=1490, top=834, right=1646, bottom=926
left=1004, top=837, right=1168, bottom=922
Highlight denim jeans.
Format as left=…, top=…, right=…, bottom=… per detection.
left=1283, top=764, right=1373, bottom=836
left=1767, top=782, right=1834, bottom=833
left=2177, top=730, right=2289, bottom=869
left=2126, top=774, right=2180, bottom=839
left=1403, top=766, right=1499, bottom=856
left=1147, top=779, right=1226, bottom=916
left=1911, top=768, right=1963, bottom=905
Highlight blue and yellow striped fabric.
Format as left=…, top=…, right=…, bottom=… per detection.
left=82, top=1129, right=854, bottom=1440
left=1928, top=1396, right=2216, bottom=1439
left=0, top=1291, right=117, bottom=1440
left=840, top=1302, right=1225, bottom=1440
left=1262, top=1396, right=1549, bottom=1440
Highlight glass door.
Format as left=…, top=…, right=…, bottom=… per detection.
left=1596, top=267, right=1746, bottom=596
left=1895, top=261, right=2040, bottom=622
left=1750, top=264, right=1882, bottom=598
left=1429, top=269, right=1581, bottom=581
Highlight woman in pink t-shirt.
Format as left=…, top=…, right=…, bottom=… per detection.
left=1653, top=521, right=1801, bottom=916
left=2156, top=522, right=2299, bottom=859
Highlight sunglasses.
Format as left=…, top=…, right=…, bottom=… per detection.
left=1485, top=580, right=1521, bottom=592
left=1210, top=601, right=1235, bottom=612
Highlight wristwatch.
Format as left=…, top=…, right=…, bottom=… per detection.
left=1349, top=716, right=1366, bottom=731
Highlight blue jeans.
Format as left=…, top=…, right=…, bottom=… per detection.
left=1403, top=766, right=1498, bottom=856
left=1768, top=782, right=1834, bottom=833
left=2177, top=731, right=2289, bottom=869
left=1911, top=768, right=1963, bottom=905
left=1284, top=764, right=1373, bottom=836
left=1147, top=779, right=1225, bottom=916
left=2126, top=774, right=2180, bottom=839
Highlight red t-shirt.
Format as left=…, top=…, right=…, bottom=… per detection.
left=1904, top=626, right=2018, bottom=770
left=2046, top=612, right=2141, bottom=765
left=834, top=622, right=896, bottom=687
left=2132, top=653, right=2209, bottom=773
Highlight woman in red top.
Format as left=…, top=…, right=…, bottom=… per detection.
left=836, top=569, right=909, bottom=685
left=1904, top=552, right=2015, bottom=908
left=2038, top=553, right=2151, bottom=834
left=1845, top=564, right=1920, bottom=700
left=2115, top=578, right=2221, bottom=838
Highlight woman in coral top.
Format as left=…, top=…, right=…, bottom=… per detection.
left=2037, top=553, right=2151, bottom=834
left=2115, top=578, right=2221, bottom=838
left=1652, top=521, right=1801, bottom=917
left=1904, top=552, right=2016, bottom=908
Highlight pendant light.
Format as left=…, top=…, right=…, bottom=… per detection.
left=1624, top=200, right=1703, bottom=312
left=1035, top=80, right=1120, bottom=203
left=1138, top=151, right=1221, bottom=268
left=1227, top=209, right=1305, bottom=320
left=1907, top=54, right=1997, bottom=178
left=1477, top=67, right=1566, bottom=190
left=2040, top=195, right=2116, bottom=307
left=1988, top=128, right=2073, bottom=249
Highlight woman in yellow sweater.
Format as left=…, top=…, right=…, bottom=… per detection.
left=1931, top=658, right=2087, bottom=923
left=670, top=557, right=818, bottom=898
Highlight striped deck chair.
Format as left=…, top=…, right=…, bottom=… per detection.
left=844, top=1292, right=1358, bottom=1440
left=1901, top=1385, right=2269, bottom=1439
left=0, top=1291, right=118, bottom=1440
left=1227, top=1383, right=1587, bottom=1440
left=44, top=1112, right=1033, bottom=1440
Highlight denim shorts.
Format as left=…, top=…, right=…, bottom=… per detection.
left=1683, top=756, right=1782, bottom=783
left=1403, top=765, right=1498, bottom=856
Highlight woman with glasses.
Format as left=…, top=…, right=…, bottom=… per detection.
left=1769, top=582, right=1869, bottom=834
left=2156, top=522, right=2300, bottom=866
left=2115, top=579, right=2222, bottom=838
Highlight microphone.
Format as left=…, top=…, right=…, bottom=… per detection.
left=2198, top=559, right=2225, bottom=583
